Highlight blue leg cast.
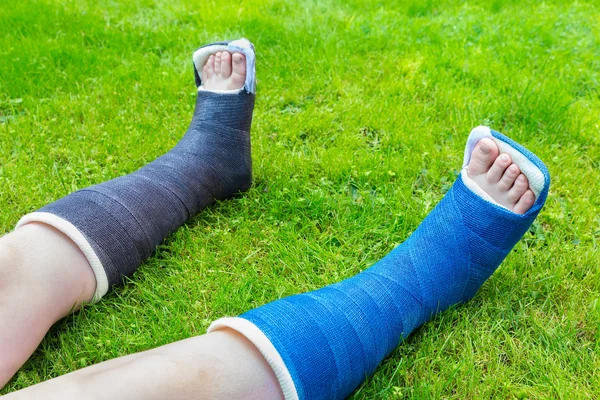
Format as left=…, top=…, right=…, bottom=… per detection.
left=209, top=126, right=550, bottom=400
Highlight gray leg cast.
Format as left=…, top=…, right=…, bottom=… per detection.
left=16, top=39, right=257, bottom=302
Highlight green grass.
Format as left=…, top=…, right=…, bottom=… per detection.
left=1, top=0, right=599, bottom=398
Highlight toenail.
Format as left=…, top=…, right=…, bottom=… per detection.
left=479, top=142, right=490, bottom=154
left=500, top=154, right=509, bottom=162
left=509, top=165, right=518, bottom=173
left=518, top=175, right=525, bottom=182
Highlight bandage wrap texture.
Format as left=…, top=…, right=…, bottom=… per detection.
left=32, top=45, right=254, bottom=293
left=238, top=130, right=550, bottom=400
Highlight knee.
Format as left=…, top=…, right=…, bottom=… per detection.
left=0, top=233, right=26, bottom=291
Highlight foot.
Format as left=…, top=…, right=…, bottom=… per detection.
left=202, top=51, right=246, bottom=91
left=467, top=138, right=536, bottom=214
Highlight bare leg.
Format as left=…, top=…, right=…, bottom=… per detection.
left=0, top=224, right=282, bottom=399
left=3, top=329, right=283, bottom=400
left=0, top=222, right=280, bottom=398
left=0, top=223, right=96, bottom=387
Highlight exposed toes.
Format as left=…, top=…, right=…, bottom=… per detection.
left=203, top=51, right=245, bottom=91
left=206, top=55, right=215, bottom=79
left=214, top=52, right=222, bottom=75
left=220, top=51, right=232, bottom=78
left=467, top=138, right=499, bottom=177
left=513, top=189, right=535, bottom=214
left=230, top=53, right=246, bottom=87
left=486, top=153, right=512, bottom=183
left=507, top=174, right=529, bottom=203
left=202, top=63, right=209, bottom=82
left=498, top=163, right=520, bottom=191
left=465, top=137, right=536, bottom=214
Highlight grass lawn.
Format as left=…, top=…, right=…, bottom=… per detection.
left=1, top=0, right=599, bottom=398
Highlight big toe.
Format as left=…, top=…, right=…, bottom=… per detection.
left=230, top=53, right=246, bottom=89
left=467, top=138, right=499, bottom=177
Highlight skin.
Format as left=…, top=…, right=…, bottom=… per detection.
left=1, top=52, right=535, bottom=398
left=0, top=223, right=96, bottom=388
left=203, top=51, right=246, bottom=91
left=466, top=138, right=536, bottom=214
left=3, top=329, right=283, bottom=400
